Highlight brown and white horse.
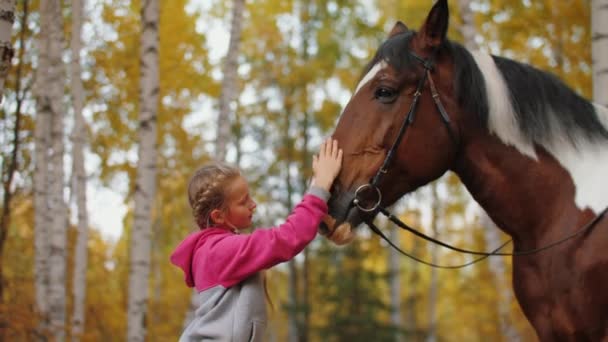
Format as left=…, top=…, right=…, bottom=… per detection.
left=321, top=0, right=608, bottom=340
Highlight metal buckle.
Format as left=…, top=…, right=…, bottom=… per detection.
left=353, top=184, right=382, bottom=212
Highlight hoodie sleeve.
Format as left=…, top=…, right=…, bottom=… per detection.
left=203, top=192, right=328, bottom=288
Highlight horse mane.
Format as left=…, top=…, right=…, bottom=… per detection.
left=366, top=31, right=608, bottom=150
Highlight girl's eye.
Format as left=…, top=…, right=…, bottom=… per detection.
left=374, top=87, right=398, bottom=104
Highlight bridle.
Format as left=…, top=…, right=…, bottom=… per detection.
left=349, top=48, right=608, bottom=269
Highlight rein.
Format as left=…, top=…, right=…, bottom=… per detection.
left=353, top=49, right=608, bottom=269
left=367, top=205, right=608, bottom=269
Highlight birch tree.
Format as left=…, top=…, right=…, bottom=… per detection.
left=592, top=0, right=608, bottom=105
left=33, top=13, right=52, bottom=338
left=456, top=0, right=478, bottom=50
left=33, top=0, right=68, bottom=340
left=0, top=0, right=15, bottom=100
left=69, top=0, right=89, bottom=340
left=425, top=183, right=440, bottom=342
left=216, top=0, right=245, bottom=160
left=387, top=223, right=402, bottom=342
left=46, top=0, right=68, bottom=337
left=0, top=0, right=22, bottom=307
left=127, top=0, right=159, bottom=340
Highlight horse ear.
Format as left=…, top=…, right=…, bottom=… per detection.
left=418, top=0, right=449, bottom=48
left=388, top=21, right=408, bottom=38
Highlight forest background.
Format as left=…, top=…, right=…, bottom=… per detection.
left=0, top=0, right=603, bottom=341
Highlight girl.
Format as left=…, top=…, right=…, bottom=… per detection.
left=170, top=138, right=342, bottom=341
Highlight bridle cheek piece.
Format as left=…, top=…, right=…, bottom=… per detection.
left=353, top=50, right=456, bottom=213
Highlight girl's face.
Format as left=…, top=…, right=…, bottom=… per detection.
left=221, top=176, right=257, bottom=230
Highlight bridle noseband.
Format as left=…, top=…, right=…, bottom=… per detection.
left=349, top=49, right=608, bottom=269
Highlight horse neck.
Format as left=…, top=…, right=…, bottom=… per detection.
left=452, top=130, right=583, bottom=246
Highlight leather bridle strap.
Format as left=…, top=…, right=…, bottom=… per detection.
left=427, top=70, right=458, bottom=144
left=371, top=65, right=429, bottom=188
left=366, top=220, right=510, bottom=269
left=366, top=205, right=608, bottom=269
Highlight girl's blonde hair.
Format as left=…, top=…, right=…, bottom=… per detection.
left=188, top=162, right=241, bottom=228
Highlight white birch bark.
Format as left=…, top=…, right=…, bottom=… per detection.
left=456, top=0, right=478, bottom=50
left=387, top=224, right=402, bottom=342
left=425, top=183, right=440, bottom=342
left=592, top=0, right=608, bottom=106
left=33, top=0, right=68, bottom=340
left=478, top=213, right=520, bottom=341
left=0, top=0, right=15, bottom=101
left=33, top=18, right=52, bottom=334
left=127, top=0, right=159, bottom=340
left=69, top=0, right=89, bottom=340
left=215, top=0, right=245, bottom=160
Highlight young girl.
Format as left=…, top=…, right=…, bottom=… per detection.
left=170, top=138, right=342, bottom=341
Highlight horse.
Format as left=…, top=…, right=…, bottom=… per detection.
left=320, top=0, right=608, bottom=340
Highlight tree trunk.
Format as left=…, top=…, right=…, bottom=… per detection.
left=388, top=224, right=402, bottom=342
left=0, top=0, right=25, bottom=309
left=33, top=13, right=52, bottom=337
left=456, top=0, right=478, bottom=50
left=33, top=0, right=68, bottom=340
left=299, top=111, right=311, bottom=342
left=127, top=0, right=159, bottom=340
left=0, top=0, right=15, bottom=102
left=479, top=213, right=521, bottom=341
left=215, top=0, right=245, bottom=160
left=283, top=109, right=299, bottom=342
left=425, top=183, right=440, bottom=342
left=69, top=0, right=89, bottom=340
left=592, top=0, right=608, bottom=106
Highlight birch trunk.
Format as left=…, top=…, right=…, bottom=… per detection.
left=127, top=0, right=159, bottom=340
left=215, top=0, right=245, bottom=160
left=456, top=0, right=478, bottom=50
left=0, top=0, right=15, bottom=101
left=33, top=16, right=51, bottom=336
left=387, top=224, right=402, bottom=342
left=299, top=112, right=311, bottom=342
left=33, top=0, right=68, bottom=340
left=593, top=0, right=608, bottom=106
left=425, top=183, right=440, bottom=342
left=283, top=111, right=299, bottom=342
left=0, top=0, right=24, bottom=311
left=69, top=0, right=89, bottom=340
left=478, top=213, right=520, bottom=341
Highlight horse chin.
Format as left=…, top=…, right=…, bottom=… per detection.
left=320, top=214, right=356, bottom=245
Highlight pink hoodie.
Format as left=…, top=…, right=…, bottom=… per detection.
left=170, top=193, right=327, bottom=292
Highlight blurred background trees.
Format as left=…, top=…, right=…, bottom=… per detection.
left=0, top=0, right=597, bottom=340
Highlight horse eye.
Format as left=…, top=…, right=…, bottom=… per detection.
left=374, top=87, right=397, bottom=104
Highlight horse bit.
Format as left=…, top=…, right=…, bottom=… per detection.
left=350, top=49, right=608, bottom=269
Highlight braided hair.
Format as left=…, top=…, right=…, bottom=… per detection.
left=188, top=163, right=241, bottom=229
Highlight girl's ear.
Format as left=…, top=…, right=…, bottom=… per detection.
left=210, top=208, right=225, bottom=225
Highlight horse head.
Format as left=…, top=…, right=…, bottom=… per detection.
left=321, top=0, right=476, bottom=243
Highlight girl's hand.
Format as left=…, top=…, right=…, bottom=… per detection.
left=311, top=138, right=343, bottom=192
